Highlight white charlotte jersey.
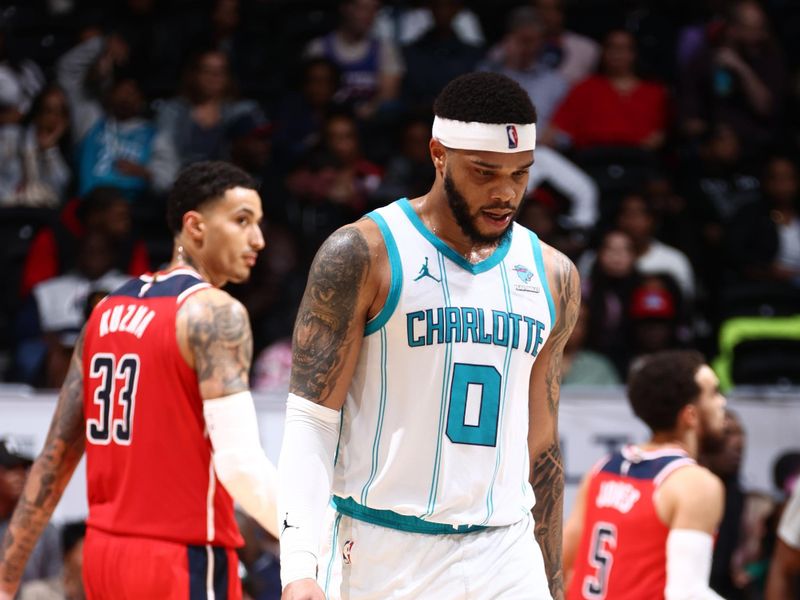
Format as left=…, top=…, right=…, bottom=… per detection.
left=331, top=198, right=555, bottom=531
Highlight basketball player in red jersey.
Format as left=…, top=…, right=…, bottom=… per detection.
left=564, top=350, right=726, bottom=600
left=0, top=161, right=279, bottom=600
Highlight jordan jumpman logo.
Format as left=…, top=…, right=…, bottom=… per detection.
left=414, top=257, right=441, bottom=282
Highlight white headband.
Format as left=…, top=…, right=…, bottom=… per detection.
left=432, top=116, right=536, bottom=153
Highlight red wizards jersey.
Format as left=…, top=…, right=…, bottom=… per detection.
left=568, top=446, right=695, bottom=600
left=82, top=268, right=243, bottom=548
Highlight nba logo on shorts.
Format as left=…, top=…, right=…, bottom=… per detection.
left=342, top=540, right=355, bottom=565
left=506, top=125, right=518, bottom=149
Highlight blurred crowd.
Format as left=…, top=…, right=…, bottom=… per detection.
left=2, top=0, right=800, bottom=390
left=1, top=1, right=800, bottom=597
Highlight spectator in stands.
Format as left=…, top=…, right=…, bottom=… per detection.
left=18, top=520, right=86, bottom=600
left=616, top=192, right=696, bottom=302
left=774, top=452, right=800, bottom=500
left=20, top=231, right=130, bottom=387
left=684, top=123, right=760, bottom=226
left=228, top=113, right=272, bottom=180
left=286, top=110, right=382, bottom=243
left=0, top=439, right=60, bottom=586
left=517, top=190, right=585, bottom=260
left=675, top=0, right=727, bottom=70
left=678, top=0, right=787, bottom=156
left=374, top=0, right=484, bottom=47
left=545, top=29, right=668, bottom=151
left=373, top=114, right=435, bottom=206
left=532, top=0, right=600, bottom=86
left=644, top=172, right=703, bottom=268
left=106, top=0, right=192, bottom=99
left=305, top=0, right=404, bottom=121
left=527, top=145, right=599, bottom=232
left=321, top=110, right=383, bottom=208
left=561, top=302, right=621, bottom=386
left=479, top=7, right=568, bottom=132
left=701, top=409, right=748, bottom=600
left=272, top=58, right=342, bottom=171
left=155, top=48, right=263, bottom=169
left=19, top=186, right=149, bottom=299
left=678, top=125, right=758, bottom=305
left=57, top=33, right=176, bottom=199
left=726, top=155, right=800, bottom=286
left=0, top=85, right=71, bottom=208
left=401, top=0, right=484, bottom=115
left=581, top=229, right=641, bottom=376
left=0, top=30, right=45, bottom=117
left=629, top=278, right=682, bottom=361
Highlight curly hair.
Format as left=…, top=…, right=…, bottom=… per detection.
left=627, top=350, right=706, bottom=433
left=433, top=72, right=537, bottom=125
left=166, top=161, right=257, bottom=234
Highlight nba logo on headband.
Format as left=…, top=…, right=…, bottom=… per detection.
left=431, top=117, right=535, bottom=152
left=506, top=125, right=518, bottom=149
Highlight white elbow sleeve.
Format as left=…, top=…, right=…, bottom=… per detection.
left=277, top=393, right=341, bottom=589
left=203, top=391, right=279, bottom=538
left=665, top=529, right=724, bottom=600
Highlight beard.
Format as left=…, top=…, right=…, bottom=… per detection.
left=444, top=171, right=516, bottom=245
left=698, top=410, right=727, bottom=455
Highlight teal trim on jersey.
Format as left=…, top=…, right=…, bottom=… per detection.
left=324, top=512, right=343, bottom=596
left=333, top=496, right=487, bottom=535
left=482, top=265, right=515, bottom=525
left=361, top=327, right=388, bottom=504
left=364, top=211, right=403, bottom=336
left=530, top=232, right=556, bottom=328
left=398, top=198, right=511, bottom=275
left=333, top=410, right=344, bottom=467
left=425, top=252, right=453, bottom=518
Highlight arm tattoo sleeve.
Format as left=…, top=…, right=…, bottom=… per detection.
left=187, top=299, right=253, bottom=397
left=0, top=331, right=86, bottom=593
left=532, top=254, right=580, bottom=600
left=533, top=443, right=566, bottom=600
left=290, top=227, right=370, bottom=403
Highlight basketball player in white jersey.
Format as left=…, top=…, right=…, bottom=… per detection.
left=278, top=72, right=580, bottom=600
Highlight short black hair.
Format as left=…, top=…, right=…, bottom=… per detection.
left=627, top=350, right=706, bottom=433
left=60, top=520, right=86, bottom=556
left=77, top=186, right=127, bottom=223
left=166, top=161, right=257, bottom=234
left=773, top=451, right=800, bottom=492
left=433, top=72, right=537, bottom=125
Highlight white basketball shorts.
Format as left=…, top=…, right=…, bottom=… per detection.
left=317, top=507, right=553, bottom=599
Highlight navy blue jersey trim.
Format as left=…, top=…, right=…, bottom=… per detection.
left=601, top=451, right=689, bottom=480
left=213, top=546, right=228, bottom=599
left=188, top=545, right=230, bottom=599
left=110, top=274, right=204, bottom=299
left=188, top=545, right=207, bottom=600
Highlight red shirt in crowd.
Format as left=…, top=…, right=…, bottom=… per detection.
left=551, top=75, right=668, bottom=149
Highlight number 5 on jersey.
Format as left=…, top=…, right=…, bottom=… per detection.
left=87, top=353, right=140, bottom=445
left=583, top=522, right=618, bottom=599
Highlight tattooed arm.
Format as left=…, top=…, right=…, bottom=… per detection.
left=0, top=331, right=86, bottom=598
left=177, top=287, right=280, bottom=537
left=280, top=223, right=383, bottom=600
left=528, top=246, right=580, bottom=600
left=177, top=287, right=253, bottom=398
left=289, top=223, right=381, bottom=407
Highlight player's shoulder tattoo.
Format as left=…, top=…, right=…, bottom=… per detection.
left=182, top=289, right=252, bottom=397
left=290, top=225, right=371, bottom=403
left=548, top=248, right=581, bottom=346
